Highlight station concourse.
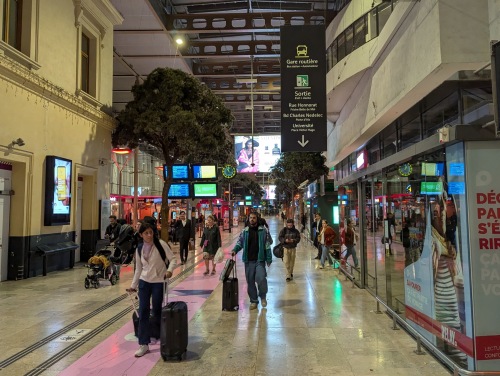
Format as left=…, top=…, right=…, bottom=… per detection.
left=0, top=216, right=451, bottom=376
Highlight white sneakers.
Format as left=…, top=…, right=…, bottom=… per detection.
left=134, top=345, right=149, bottom=357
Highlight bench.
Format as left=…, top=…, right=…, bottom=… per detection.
left=36, top=241, right=79, bottom=276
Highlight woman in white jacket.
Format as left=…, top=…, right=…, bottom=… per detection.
left=126, top=222, right=176, bottom=357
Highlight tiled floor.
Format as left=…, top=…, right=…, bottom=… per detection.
left=0, top=217, right=451, bottom=376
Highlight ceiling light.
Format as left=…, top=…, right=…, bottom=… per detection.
left=236, top=78, right=257, bottom=84
left=175, top=37, right=184, bottom=45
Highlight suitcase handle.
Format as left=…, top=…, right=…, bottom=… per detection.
left=231, top=254, right=237, bottom=279
left=127, top=290, right=139, bottom=317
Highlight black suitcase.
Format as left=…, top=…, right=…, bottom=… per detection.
left=160, top=283, right=188, bottom=361
left=132, top=311, right=160, bottom=339
left=222, top=256, right=239, bottom=311
left=222, top=278, right=239, bottom=311
left=219, top=258, right=235, bottom=281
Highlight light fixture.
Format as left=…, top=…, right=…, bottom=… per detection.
left=9, top=138, right=25, bottom=147
left=175, top=37, right=184, bottom=45
left=264, top=105, right=273, bottom=111
left=111, top=147, right=132, bottom=155
left=236, top=78, right=257, bottom=84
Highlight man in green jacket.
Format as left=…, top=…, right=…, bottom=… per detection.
left=232, top=212, right=273, bottom=310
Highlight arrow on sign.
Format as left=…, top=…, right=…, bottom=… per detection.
left=297, top=135, right=309, bottom=147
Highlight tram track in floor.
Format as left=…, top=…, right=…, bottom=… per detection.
left=0, top=253, right=205, bottom=373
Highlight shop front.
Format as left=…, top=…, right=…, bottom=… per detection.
left=336, top=131, right=500, bottom=371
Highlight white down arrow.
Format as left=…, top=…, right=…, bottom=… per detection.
left=297, top=135, right=309, bottom=147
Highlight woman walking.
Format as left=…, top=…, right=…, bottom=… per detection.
left=200, top=215, right=222, bottom=275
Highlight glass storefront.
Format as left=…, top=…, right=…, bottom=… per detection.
left=339, top=144, right=474, bottom=369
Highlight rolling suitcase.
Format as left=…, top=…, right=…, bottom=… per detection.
left=222, top=255, right=238, bottom=311
left=128, top=291, right=161, bottom=339
left=219, top=258, right=235, bottom=281
left=160, top=281, right=188, bottom=361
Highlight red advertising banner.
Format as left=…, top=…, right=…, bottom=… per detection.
left=406, top=305, right=474, bottom=357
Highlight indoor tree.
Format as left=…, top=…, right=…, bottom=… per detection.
left=270, top=152, right=329, bottom=213
left=112, top=67, right=233, bottom=242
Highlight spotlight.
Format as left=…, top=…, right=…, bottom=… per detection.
left=10, top=138, right=25, bottom=147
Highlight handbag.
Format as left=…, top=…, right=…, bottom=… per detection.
left=272, top=243, right=284, bottom=259
left=214, top=247, right=224, bottom=263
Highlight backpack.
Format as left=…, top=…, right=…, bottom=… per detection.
left=137, top=237, right=169, bottom=268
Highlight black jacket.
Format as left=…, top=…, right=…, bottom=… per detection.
left=175, top=219, right=192, bottom=241
left=278, top=226, right=301, bottom=249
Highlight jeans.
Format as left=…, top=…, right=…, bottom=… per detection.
left=137, top=279, right=163, bottom=345
left=244, top=261, right=268, bottom=304
left=344, top=245, right=359, bottom=267
left=320, top=245, right=333, bottom=267
left=283, top=248, right=296, bottom=278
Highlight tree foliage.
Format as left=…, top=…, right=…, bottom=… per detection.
left=112, top=68, right=234, bottom=240
left=220, top=174, right=265, bottom=200
left=270, top=152, right=329, bottom=202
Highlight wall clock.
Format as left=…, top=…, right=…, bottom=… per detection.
left=398, top=163, right=412, bottom=177
left=222, top=165, right=236, bottom=179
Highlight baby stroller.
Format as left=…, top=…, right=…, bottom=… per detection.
left=84, top=246, right=119, bottom=289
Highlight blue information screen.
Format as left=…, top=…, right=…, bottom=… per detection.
left=168, top=183, right=190, bottom=198
left=171, top=164, right=189, bottom=180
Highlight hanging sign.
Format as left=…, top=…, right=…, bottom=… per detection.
left=280, top=25, right=327, bottom=152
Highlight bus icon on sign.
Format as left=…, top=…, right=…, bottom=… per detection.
left=296, top=45, right=308, bottom=57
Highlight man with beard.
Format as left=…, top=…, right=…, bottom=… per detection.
left=232, top=212, right=273, bottom=310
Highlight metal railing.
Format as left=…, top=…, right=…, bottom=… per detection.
left=374, top=297, right=500, bottom=376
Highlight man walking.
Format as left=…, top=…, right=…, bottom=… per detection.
left=232, top=212, right=273, bottom=310
left=175, top=211, right=192, bottom=265
left=278, top=219, right=301, bottom=281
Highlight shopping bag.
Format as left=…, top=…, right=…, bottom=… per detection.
left=214, top=248, right=224, bottom=264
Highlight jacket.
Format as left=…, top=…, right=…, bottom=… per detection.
left=131, top=239, right=176, bottom=289
left=232, top=225, right=273, bottom=263
left=344, top=226, right=355, bottom=246
left=175, top=219, right=191, bottom=241
left=278, top=226, right=301, bottom=249
left=321, top=226, right=336, bottom=246
left=200, top=224, right=222, bottom=255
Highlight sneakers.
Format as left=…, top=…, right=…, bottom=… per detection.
left=286, top=277, right=291, bottom=282
left=319, top=265, right=324, bottom=269
left=261, top=298, right=267, bottom=307
left=134, top=345, right=149, bottom=357
left=249, top=303, right=258, bottom=310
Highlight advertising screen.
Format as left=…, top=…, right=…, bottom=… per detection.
left=171, top=164, right=190, bottom=180
left=193, top=183, right=218, bottom=198
left=168, top=183, right=191, bottom=198
left=44, top=156, right=72, bottom=226
left=234, top=134, right=281, bottom=173
left=192, top=164, right=217, bottom=180
left=420, top=181, right=443, bottom=195
left=421, top=162, right=444, bottom=176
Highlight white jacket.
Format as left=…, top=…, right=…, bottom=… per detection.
left=131, top=239, right=176, bottom=289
